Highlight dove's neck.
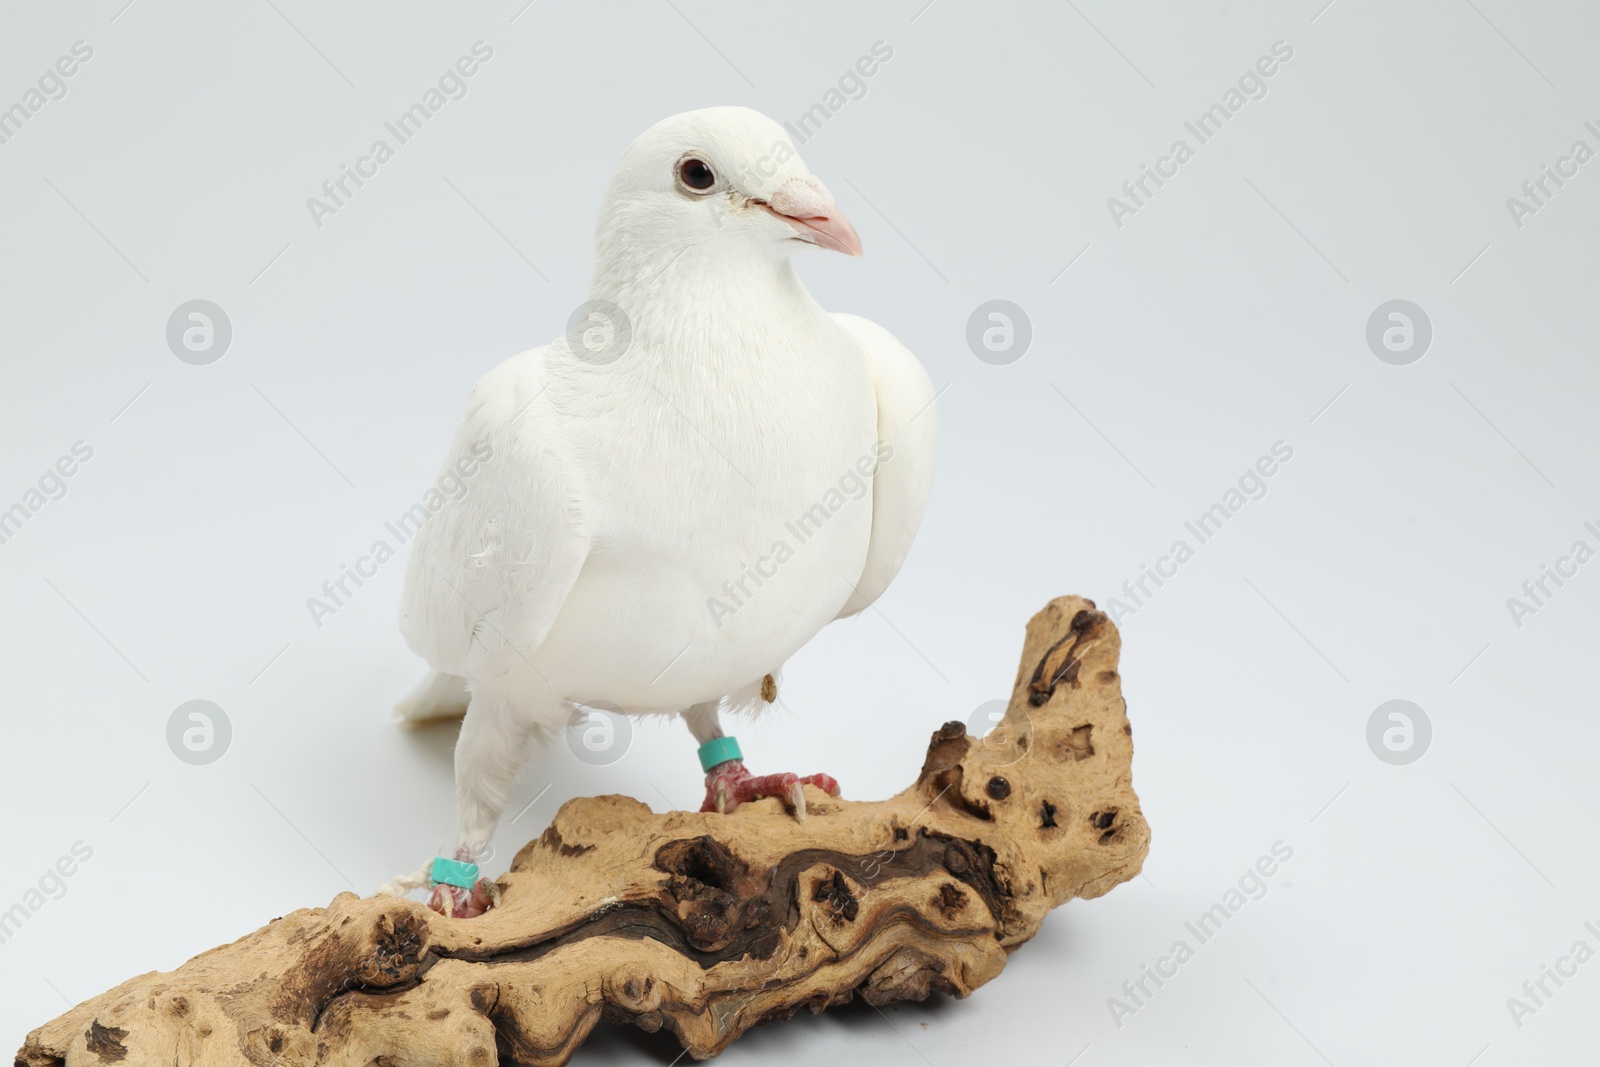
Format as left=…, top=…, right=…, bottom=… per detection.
left=588, top=238, right=821, bottom=354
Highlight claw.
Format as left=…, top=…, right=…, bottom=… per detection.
left=426, top=884, right=456, bottom=916
left=700, top=760, right=843, bottom=819
left=471, top=878, right=501, bottom=914
left=427, top=878, right=497, bottom=918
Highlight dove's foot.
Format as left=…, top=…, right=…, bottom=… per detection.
left=428, top=877, right=499, bottom=919
left=382, top=848, right=500, bottom=918
left=700, top=760, right=840, bottom=821
left=430, top=847, right=501, bottom=918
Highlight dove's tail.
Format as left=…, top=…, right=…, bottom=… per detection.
left=394, top=670, right=471, bottom=726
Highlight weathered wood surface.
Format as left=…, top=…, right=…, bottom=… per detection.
left=17, top=595, right=1148, bottom=1066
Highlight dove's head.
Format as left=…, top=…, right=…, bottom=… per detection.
left=593, top=106, right=861, bottom=275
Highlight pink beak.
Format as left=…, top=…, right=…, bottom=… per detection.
left=763, top=178, right=863, bottom=257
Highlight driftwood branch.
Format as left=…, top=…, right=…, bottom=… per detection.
left=18, top=595, right=1148, bottom=1067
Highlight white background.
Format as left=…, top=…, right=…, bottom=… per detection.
left=3, top=1, right=1598, bottom=1064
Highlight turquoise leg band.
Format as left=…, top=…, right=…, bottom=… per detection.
left=429, top=856, right=480, bottom=890
left=698, top=735, right=743, bottom=773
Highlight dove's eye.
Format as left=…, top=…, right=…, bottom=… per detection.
left=676, top=157, right=717, bottom=193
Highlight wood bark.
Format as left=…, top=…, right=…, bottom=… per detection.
left=18, top=595, right=1148, bottom=1067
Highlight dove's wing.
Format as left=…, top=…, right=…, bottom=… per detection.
left=831, top=313, right=937, bottom=618
left=398, top=348, right=591, bottom=683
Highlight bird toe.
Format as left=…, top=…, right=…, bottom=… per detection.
left=787, top=781, right=807, bottom=821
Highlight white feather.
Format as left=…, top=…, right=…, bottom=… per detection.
left=831, top=313, right=938, bottom=618
left=387, top=106, right=938, bottom=879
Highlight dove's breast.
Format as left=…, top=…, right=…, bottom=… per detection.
left=530, top=309, right=879, bottom=708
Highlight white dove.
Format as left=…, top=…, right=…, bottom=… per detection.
left=380, top=106, right=936, bottom=917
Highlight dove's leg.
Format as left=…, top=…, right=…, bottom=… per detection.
left=393, top=669, right=470, bottom=725
left=432, top=686, right=564, bottom=917
left=682, top=700, right=726, bottom=745
left=382, top=685, right=560, bottom=918
left=684, top=691, right=840, bottom=821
